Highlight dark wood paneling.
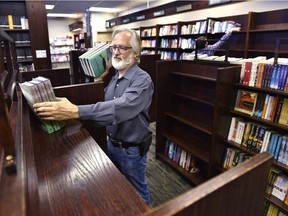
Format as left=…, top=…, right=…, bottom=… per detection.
left=145, top=152, right=273, bottom=216
left=19, top=68, right=71, bottom=87
left=26, top=0, right=51, bottom=70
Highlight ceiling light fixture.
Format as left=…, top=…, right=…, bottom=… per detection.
left=45, top=4, right=55, bottom=10
left=47, top=13, right=79, bottom=18
left=89, top=7, right=122, bottom=13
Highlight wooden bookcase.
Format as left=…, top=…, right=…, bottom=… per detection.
left=227, top=82, right=288, bottom=214
left=139, top=8, right=288, bottom=61
left=74, top=32, right=91, bottom=50
left=156, top=60, right=241, bottom=185
left=140, top=25, right=157, bottom=55
left=0, top=1, right=51, bottom=71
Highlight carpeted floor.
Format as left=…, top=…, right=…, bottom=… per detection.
left=147, top=122, right=193, bottom=208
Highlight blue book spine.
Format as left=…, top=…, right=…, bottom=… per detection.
left=271, top=134, right=280, bottom=156
left=274, top=135, right=283, bottom=160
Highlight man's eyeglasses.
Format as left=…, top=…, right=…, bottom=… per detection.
left=109, top=45, right=132, bottom=54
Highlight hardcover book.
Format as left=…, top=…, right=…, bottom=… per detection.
left=234, top=90, right=258, bottom=116
left=79, top=43, right=111, bottom=78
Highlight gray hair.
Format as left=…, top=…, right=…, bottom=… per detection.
left=112, top=28, right=141, bottom=63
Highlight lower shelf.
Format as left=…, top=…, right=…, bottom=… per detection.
left=156, top=152, right=206, bottom=185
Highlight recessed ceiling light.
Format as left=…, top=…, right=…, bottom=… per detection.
left=47, top=13, right=79, bottom=18
left=89, top=7, right=122, bottom=13
left=45, top=4, right=55, bottom=10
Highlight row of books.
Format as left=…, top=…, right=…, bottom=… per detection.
left=49, top=35, right=73, bottom=46
left=159, top=51, right=177, bottom=60
left=159, top=24, right=178, bottom=36
left=264, top=202, right=288, bottom=216
left=141, top=50, right=156, bottom=55
left=165, top=140, right=200, bottom=174
left=267, top=168, right=288, bottom=205
left=19, top=76, right=65, bottom=134
left=179, top=38, right=196, bottom=49
left=180, top=19, right=241, bottom=35
left=228, top=117, right=288, bottom=165
left=234, top=89, right=288, bottom=126
left=79, top=43, right=111, bottom=78
left=0, top=15, right=29, bottom=30
left=222, top=147, right=250, bottom=170
left=141, top=28, right=157, bottom=37
left=7, top=32, right=30, bottom=45
left=160, top=39, right=178, bottom=48
left=15, top=48, right=33, bottom=61
left=141, top=39, right=156, bottom=48
left=19, top=63, right=34, bottom=73
left=241, top=61, right=288, bottom=92
left=50, top=46, right=72, bottom=55
left=207, top=19, right=241, bottom=34
left=51, top=54, right=70, bottom=63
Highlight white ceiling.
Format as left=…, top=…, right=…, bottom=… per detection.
left=45, top=0, right=158, bottom=14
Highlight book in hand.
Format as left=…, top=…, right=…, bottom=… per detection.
left=18, top=76, right=65, bottom=134
left=79, top=43, right=111, bottom=78
left=234, top=90, right=258, bottom=116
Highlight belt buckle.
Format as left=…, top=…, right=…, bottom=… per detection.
left=118, top=141, right=123, bottom=148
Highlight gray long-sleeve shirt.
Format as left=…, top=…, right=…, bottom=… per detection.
left=78, top=63, right=154, bottom=143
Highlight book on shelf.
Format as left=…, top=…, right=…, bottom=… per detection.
left=278, top=98, right=288, bottom=126
left=253, top=93, right=266, bottom=118
left=227, top=117, right=245, bottom=145
left=271, top=174, right=288, bottom=201
left=18, top=76, right=65, bottom=134
left=276, top=136, right=287, bottom=164
left=241, top=122, right=252, bottom=148
left=266, top=167, right=282, bottom=195
left=222, top=148, right=250, bottom=170
left=234, top=90, right=258, bottom=116
left=79, top=43, right=111, bottom=78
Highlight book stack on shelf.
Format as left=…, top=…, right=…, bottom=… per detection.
left=165, top=140, right=201, bottom=174
left=79, top=43, right=111, bottom=78
left=19, top=76, right=65, bottom=134
left=264, top=167, right=288, bottom=215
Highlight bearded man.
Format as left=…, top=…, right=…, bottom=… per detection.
left=33, top=28, right=154, bottom=206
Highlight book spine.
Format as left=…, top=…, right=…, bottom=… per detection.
left=8, top=15, right=13, bottom=29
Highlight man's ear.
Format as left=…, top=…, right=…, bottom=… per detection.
left=134, top=53, right=139, bottom=59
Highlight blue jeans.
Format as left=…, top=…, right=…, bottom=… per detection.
left=107, top=139, right=150, bottom=205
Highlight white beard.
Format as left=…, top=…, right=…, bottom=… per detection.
left=112, top=53, right=134, bottom=70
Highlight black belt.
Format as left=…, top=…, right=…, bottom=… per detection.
left=108, top=137, right=140, bottom=148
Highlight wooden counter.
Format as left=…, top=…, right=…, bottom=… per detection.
left=0, top=82, right=149, bottom=216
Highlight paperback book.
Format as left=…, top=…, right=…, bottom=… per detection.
left=18, top=76, right=65, bottom=134
left=234, top=90, right=258, bottom=116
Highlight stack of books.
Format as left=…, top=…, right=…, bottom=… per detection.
left=19, top=76, right=65, bottom=134
left=79, top=43, right=111, bottom=78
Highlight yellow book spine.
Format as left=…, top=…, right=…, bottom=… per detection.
left=8, top=15, right=13, bottom=29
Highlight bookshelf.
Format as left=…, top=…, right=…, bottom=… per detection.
left=225, top=65, right=288, bottom=214
left=50, top=35, right=73, bottom=64
left=140, top=25, right=157, bottom=55
left=139, top=8, right=288, bottom=62
left=0, top=1, right=51, bottom=71
left=156, top=60, right=241, bottom=185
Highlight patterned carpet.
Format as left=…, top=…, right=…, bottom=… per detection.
left=147, top=122, right=193, bottom=208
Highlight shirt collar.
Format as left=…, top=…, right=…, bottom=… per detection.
left=114, top=63, right=138, bottom=81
